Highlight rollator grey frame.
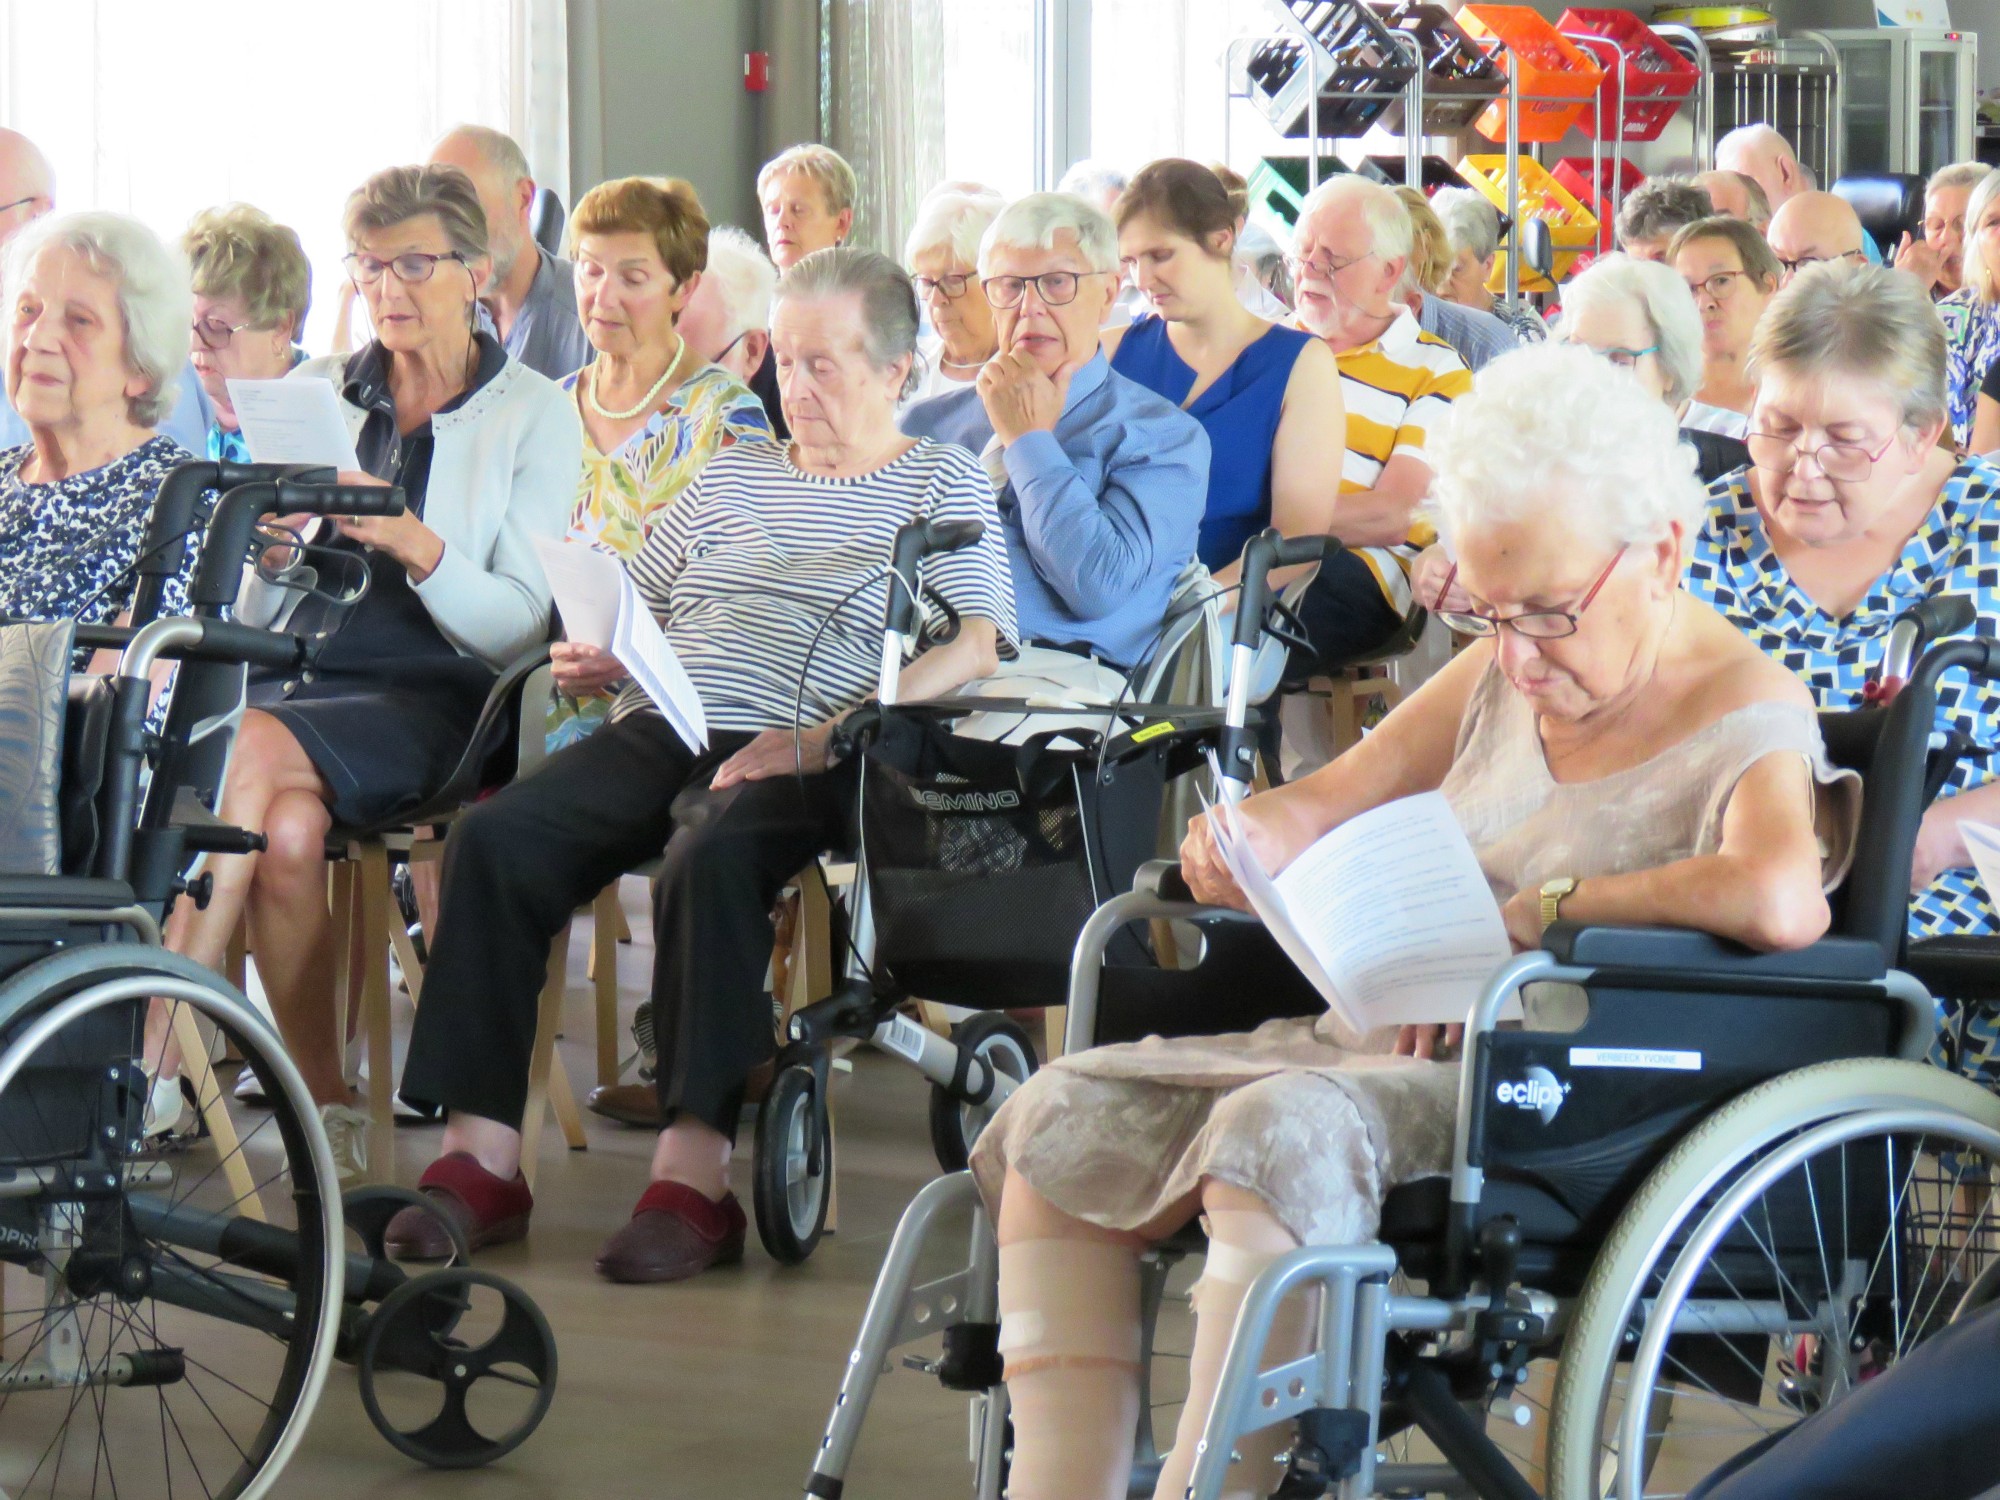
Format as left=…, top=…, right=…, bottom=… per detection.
left=808, top=876, right=1940, bottom=1500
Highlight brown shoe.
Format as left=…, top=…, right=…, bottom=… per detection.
left=594, top=1181, right=746, bottom=1284
left=585, top=1083, right=662, bottom=1128
left=384, top=1152, right=534, bottom=1262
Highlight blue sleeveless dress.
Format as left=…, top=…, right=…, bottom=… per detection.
left=1110, top=315, right=1314, bottom=571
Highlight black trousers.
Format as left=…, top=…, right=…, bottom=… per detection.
left=1289, top=546, right=1405, bottom=676
left=401, top=713, right=855, bottom=1138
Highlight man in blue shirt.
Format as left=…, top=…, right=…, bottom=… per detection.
left=902, top=191, right=1207, bottom=673
left=0, top=128, right=212, bottom=453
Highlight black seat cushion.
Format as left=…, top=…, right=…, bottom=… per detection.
left=59, top=677, right=115, bottom=877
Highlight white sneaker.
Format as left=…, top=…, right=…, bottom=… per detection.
left=318, top=1103, right=369, bottom=1184
left=234, top=1064, right=268, bottom=1105
left=142, top=1073, right=191, bottom=1140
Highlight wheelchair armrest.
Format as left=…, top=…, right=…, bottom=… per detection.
left=1541, top=922, right=1888, bottom=982
left=1132, top=858, right=1195, bottom=903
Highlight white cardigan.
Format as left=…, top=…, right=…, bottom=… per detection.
left=239, top=350, right=581, bottom=669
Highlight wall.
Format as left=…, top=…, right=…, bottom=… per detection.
left=568, top=0, right=774, bottom=236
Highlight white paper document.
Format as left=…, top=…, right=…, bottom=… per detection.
left=224, top=378, right=360, bottom=470
left=531, top=537, right=707, bottom=752
left=1962, top=820, right=2000, bottom=906
left=1206, top=790, right=1514, bottom=1033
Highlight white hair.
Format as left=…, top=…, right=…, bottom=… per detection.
left=703, top=224, right=778, bottom=337
left=905, top=189, right=1005, bottom=270
left=1928, top=161, right=1992, bottom=198
left=978, top=191, right=1119, bottom=275
left=1431, top=187, right=1500, bottom=264
left=1556, top=253, right=1704, bottom=408
left=1428, top=342, right=1704, bottom=558
left=1294, top=175, right=1414, bottom=263
left=1055, top=159, right=1128, bottom=205
left=3, top=209, right=191, bottom=428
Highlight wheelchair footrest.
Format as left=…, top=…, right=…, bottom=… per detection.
left=936, top=1321, right=1002, bottom=1392
left=1275, top=1407, right=1370, bottom=1496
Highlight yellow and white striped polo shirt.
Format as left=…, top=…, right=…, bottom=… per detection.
left=1314, top=307, right=1472, bottom=611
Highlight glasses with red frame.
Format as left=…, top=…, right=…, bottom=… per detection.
left=1434, top=546, right=1627, bottom=639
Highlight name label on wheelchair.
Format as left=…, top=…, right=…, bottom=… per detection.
left=1567, top=1047, right=1703, bottom=1072
left=879, top=1013, right=930, bottom=1063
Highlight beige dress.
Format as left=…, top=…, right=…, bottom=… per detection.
left=970, top=664, right=1859, bottom=1246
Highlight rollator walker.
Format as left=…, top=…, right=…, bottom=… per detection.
left=802, top=583, right=2000, bottom=1500
left=0, top=464, right=557, bottom=1500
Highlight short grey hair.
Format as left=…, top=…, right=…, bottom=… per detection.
left=436, top=123, right=532, bottom=187
left=3, top=209, right=192, bottom=427
left=1429, top=342, right=1704, bottom=558
left=1617, top=176, right=1714, bottom=251
left=905, top=188, right=1005, bottom=270
left=1749, top=262, right=1948, bottom=433
left=1431, top=187, right=1500, bottom=264
left=774, top=246, right=920, bottom=392
left=979, top=192, right=1119, bottom=275
left=344, top=163, right=489, bottom=262
left=758, top=144, right=859, bottom=217
left=1295, top=175, right=1414, bottom=263
left=1556, top=253, right=1704, bottom=408
left=1929, top=161, right=1993, bottom=199
left=1055, top=159, right=1128, bottom=206
left=703, top=225, right=778, bottom=338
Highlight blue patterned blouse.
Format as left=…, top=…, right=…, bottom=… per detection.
left=1685, top=458, right=2000, bottom=949
left=1939, top=287, right=2000, bottom=449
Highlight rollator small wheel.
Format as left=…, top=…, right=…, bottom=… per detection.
left=752, top=1061, right=832, bottom=1264
left=356, top=1267, right=558, bottom=1469
left=928, top=1013, right=1039, bottom=1173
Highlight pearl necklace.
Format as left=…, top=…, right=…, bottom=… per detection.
left=587, top=336, right=687, bottom=421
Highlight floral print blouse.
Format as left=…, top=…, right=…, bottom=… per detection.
left=1684, top=458, right=2000, bottom=952
left=546, top=361, right=772, bottom=749
left=1939, top=287, right=2000, bottom=449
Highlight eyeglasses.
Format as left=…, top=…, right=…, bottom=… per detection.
left=1746, top=428, right=1899, bottom=483
left=913, top=272, right=981, bottom=301
left=1434, top=546, right=1627, bottom=640
left=1283, top=249, right=1376, bottom=282
left=1567, top=339, right=1659, bottom=370
left=1776, top=250, right=1866, bottom=277
left=1683, top=269, right=1748, bottom=303
left=0, top=196, right=38, bottom=216
left=982, top=270, right=1110, bottom=309
left=343, top=250, right=470, bottom=285
left=1923, top=215, right=1966, bottom=239
left=191, top=316, right=254, bottom=351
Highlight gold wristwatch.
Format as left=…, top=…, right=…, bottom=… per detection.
left=1539, top=877, right=1579, bottom=931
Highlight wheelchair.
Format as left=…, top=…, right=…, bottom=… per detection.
left=747, top=526, right=1315, bottom=1265
left=1, top=464, right=556, bottom=1500
left=800, top=594, right=2000, bottom=1500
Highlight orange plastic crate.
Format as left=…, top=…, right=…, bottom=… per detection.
left=1458, top=154, right=1600, bottom=291
left=1457, top=4, right=1606, bottom=144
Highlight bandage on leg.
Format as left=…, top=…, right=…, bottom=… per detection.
left=1153, top=1207, right=1314, bottom=1500
left=998, top=1236, right=1143, bottom=1500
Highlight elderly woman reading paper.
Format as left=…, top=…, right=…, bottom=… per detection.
left=967, top=341, right=1854, bottom=1500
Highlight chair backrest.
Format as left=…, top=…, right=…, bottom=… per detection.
left=59, top=676, right=116, bottom=877
left=530, top=187, right=566, bottom=256
left=1831, top=172, right=1926, bottom=255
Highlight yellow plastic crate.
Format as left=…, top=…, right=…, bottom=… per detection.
left=1457, top=154, right=1600, bottom=292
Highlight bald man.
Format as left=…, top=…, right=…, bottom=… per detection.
left=428, top=124, right=589, bottom=380
left=1767, top=191, right=1869, bottom=285
left=1693, top=169, right=1770, bottom=230
left=0, top=128, right=213, bottom=452
left=1719, top=123, right=1882, bottom=266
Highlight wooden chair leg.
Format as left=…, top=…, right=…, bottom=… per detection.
left=1043, top=1004, right=1068, bottom=1062
left=356, top=841, right=396, bottom=1180
left=520, top=924, right=578, bottom=1192
left=388, top=901, right=425, bottom=1007
left=171, top=1002, right=266, bottom=1222
left=592, top=884, right=621, bottom=1087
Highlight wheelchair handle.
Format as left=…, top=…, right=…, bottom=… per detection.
left=886, top=518, right=982, bottom=625
left=190, top=478, right=408, bottom=612
left=1877, top=595, right=1977, bottom=700
left=1231, top=529, right=1338, bottom=654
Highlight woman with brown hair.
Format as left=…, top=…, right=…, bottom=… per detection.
left=1104, top=157, right=1344, bottom=579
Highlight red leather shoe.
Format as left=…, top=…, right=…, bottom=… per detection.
left=594, top=1181, right=747, bottom=1284
left=384, top=1152, right=533, bottom=1261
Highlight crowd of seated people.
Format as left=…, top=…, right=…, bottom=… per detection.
left=0, top=110, right=1995, bottom=1484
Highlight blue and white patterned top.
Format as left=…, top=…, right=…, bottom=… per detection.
left=1684, top=458, right=2000, bottom=945
left=1939, top=287, right=2000, bottom=449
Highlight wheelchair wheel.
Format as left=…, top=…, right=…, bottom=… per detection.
left=928, top=1014, right=1039, bottom=1173
left=0, top=945, right=346, bottom=1500
left=752, top=1062, right=832, bottom=1265
left=1546, top=1058, right=2000, bottom=1500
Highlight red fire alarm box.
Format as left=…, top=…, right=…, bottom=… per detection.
left=745, top=52, right=770, bottom=92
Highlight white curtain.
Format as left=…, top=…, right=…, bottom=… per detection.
left=0, top=0, right=564, bottom=350
left=820, top=0, right=947, bottom=259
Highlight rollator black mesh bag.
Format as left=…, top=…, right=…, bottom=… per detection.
left=855, top=711, right=1166, bottom=1010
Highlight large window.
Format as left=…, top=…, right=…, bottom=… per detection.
left=1088, top=0, right=1289, bottom=175
left=0, top=0, right=548, bottom=351
left=940, top=0, right=1040, bottom=198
